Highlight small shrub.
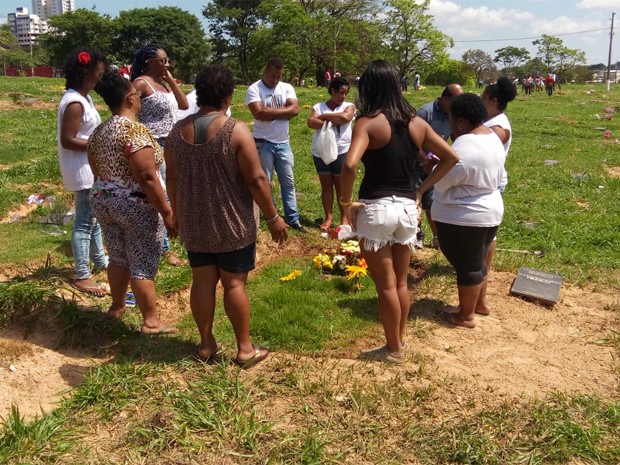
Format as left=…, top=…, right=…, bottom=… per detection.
left=0, top=280, right=58, bottom=328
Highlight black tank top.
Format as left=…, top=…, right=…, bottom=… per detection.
left=358, top=120, right=421, bottom=200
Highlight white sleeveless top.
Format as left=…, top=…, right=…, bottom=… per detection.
left=57, top=89, right=101, bottom=191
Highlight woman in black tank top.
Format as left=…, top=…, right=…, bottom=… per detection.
left=339, top=60, right=459, bottom=363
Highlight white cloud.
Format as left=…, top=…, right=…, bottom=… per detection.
left=530, top=16, right=604, bottom=35
left=576, top=0, right=618, bottom=10
left=425, top=0, right=612, bottom=65
left=429, top=1, right=534, bottom=38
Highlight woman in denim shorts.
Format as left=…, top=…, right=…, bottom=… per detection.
left=307, top=76, right=356, bottom=230
left=339, top=60, right=459, bottom=363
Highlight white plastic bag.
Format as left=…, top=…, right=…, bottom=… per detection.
left=316, top=120, right=338, bottom=165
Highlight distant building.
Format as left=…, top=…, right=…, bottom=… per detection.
left=7, top=1, right=75, bottom=48
left=32, top=0, right=75, bottom=21
left=7, top=7, right=48, bottom=48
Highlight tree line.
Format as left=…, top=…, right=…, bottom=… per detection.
left=0, top=0, right=591, bottom=84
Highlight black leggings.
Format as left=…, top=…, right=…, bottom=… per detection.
left=436, top=222, right=499, bottom=286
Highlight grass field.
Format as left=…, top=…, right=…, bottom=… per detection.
left=0, top=76, right=619, bottom=464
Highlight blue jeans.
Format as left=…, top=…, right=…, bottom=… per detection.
left=157, top=137, right=170, bottom=253
left=73, top=189, right=107, bottom=279
left=256, top=140, right=299, bottom=225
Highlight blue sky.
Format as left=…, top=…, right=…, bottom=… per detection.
left=1, top=0, right=617, bottom=66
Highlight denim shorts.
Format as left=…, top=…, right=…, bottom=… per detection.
left=187, top=242, right=256, bottom=274
left=355, top=196, right=419, bottom=251
left=312, top=153, right=346, bottom=176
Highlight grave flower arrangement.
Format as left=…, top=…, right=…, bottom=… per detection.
left=312, top=240, right=368, bottom=289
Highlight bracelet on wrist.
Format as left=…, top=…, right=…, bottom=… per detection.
left=265, top=214, right=280, bottom=224
left=338, top=198, right=353, bottom=207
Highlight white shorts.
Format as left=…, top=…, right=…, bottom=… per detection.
left=355, top=196, right=418, bottom=251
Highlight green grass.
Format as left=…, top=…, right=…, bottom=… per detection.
left=0, top=279, right=58, bottom=329
left=0, top=77, right=619, bottom=464
left=209, top=259, right=377, bottom=352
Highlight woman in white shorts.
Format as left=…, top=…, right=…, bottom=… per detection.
left=339, top=60, right=458, bottom=363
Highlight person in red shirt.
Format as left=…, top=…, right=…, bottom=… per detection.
left=545, top=74, right=555, bottom=96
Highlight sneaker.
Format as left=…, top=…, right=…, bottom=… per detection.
left=360, top=346, right=404, bottom=364
left=290, top=223, right=307, bottom=233
left=414, top=230, right=424, bottom=249
left=431, top=236, right=440, bottom=249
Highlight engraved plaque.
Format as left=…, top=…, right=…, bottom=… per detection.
left=510, top=267, right=563, bottom=305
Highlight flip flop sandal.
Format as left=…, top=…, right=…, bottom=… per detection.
left=141, top=324, right=179, bottom=335
left=232, top=345, right=269, bottom=370
left=70, top=281, right=107, bottom=297
left=192, top=344, right=223, bottom=364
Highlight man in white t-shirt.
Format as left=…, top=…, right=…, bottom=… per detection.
left=246, top=58, right=303, bottom=231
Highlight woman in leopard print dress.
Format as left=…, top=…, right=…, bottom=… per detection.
left=87, top=69, right=177, bottom=334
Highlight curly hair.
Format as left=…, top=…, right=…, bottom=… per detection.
left=357, top=60, right=416, bottom=128
left=63, top=47, right=108, bottom=91
left=328, top=76, right=349, bottom=93
left=450, top=93, right=488, bottom=126
left=94, top=68, right=133, bottom=111
left=195, top=65, right=235, bottom=108
left=130, top=44, right=162, bottom=81
left=483, top=76, right=517, bottom=111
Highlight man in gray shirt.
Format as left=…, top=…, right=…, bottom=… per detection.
left=415, top=83, right=464, bottom=248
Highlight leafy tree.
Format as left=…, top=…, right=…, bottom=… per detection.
left=571, top=65, right=594, bottom=84
left=2, top=49, right=36, bottom=74
left=494, top=46, right=530, bottom=70
left=253, top=0, right=379, bottom=84
left=522, top=57, right=546, bottom=76
left=381, top=0, right=453, bottom=79
left=0, top=26, right=18, bottom=75
left=462, top=49, right=496, bottom=84
left=203, top=0, right=263, bottom=84
left=0, top=25, right=17, bottom=50
left=425, top=58, right=472, bottom=86
left=114, top=7, right=211, bottom=82
left=38, top=9, right=116, bottom=66
left=532, top=34, right=585, bottom=80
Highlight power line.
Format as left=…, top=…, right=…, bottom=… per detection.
left=453, top=27, right=609, bottom=43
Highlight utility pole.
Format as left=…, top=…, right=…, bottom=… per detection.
left=607, top=12, right=615, bottom=91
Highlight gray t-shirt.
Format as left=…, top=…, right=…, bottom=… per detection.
left=416, top=99, right=450, bottom=140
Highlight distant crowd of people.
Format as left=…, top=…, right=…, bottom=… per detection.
left=521, top=73, right=558, bottom=96
left=58, top=45, right=517, bottom=366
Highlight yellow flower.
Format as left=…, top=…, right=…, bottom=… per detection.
left=345, top=265, right=367, bottom=280
left=313, top=253, right=333, bottom=269
left=280, top=270, right=302, bottom=282
left=312, top=254, right=324, bottom=269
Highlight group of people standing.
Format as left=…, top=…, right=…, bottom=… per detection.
left=522, top=73, right=557, bottom=96
left=58, top=46, right=288, bottom=367
left=57, top=44, right=516, bottom=366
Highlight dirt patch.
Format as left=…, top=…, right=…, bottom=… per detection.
left=558, top=115, right=578, bottom=124
left=418, top=272, right=618, bottom=400
left=576, top=200, right=590, bottom=210
left=0, top=327, right=110, bottom=419
left=1, top=235, right=618, bottom=420
left=0, top=99, right=58, bottom=111
left=0, top=202, right=39, bottom=224
left=606, top=166, right=620, bottom=178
